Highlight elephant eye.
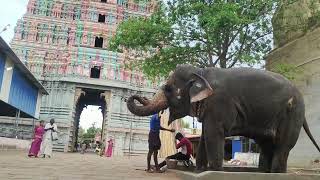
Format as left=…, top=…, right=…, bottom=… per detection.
left=195, top=82, right=202, bottom=88
left=177, top=88, right=181, bottom=94
left=164, top=85, right=173, bottom=93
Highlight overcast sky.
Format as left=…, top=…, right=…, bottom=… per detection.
left=0, top=0, right=28, bottom=44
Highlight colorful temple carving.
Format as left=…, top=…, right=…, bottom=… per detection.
left=11, top=0, right=159, bottom=88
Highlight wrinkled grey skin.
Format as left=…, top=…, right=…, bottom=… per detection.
left=127, top=64, right=320, bottom=173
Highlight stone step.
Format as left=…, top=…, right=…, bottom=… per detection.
left=0, top=144, right=17, bottom=150
left=123, top=149, right=148, bottom=156
left=53, top=143, right=65, bottom=152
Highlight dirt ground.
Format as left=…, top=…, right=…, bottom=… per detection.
left=0, top=150, right=181, bottom=180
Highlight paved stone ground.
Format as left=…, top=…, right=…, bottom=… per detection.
left=0, top=150, right=181, bottom=180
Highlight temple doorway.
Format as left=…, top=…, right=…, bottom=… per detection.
left=72, top=88, right=107, bottom=152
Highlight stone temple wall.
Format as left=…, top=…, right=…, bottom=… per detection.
left=0, top=79, right=156, bottom=153
left=272, top=0, right=320, bottom=48
left=0, top=116, right=35, bottom=139
left=267, top=0, right=320, bottom=166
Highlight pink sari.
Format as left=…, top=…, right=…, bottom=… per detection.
left=105, top=139, right=114, bottom=157
left=28, top=125, right=45, bottom=157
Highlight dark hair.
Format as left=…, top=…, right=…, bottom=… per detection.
left=40, top=120, right=44, bottom=123
left=175, top=132, right=184, bottom=140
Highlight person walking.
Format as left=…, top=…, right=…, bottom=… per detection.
left=28, top=120, right=45, bottom=157
left=40, top=118, right=58, bottom=158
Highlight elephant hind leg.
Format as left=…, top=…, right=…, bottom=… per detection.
left=257, top=141, right=274, bottom=173
left=270, top=127, right=300, bottom=173
left=270, top=148, right=289, bottom=173
left=270, top=112, right=302, bottom=173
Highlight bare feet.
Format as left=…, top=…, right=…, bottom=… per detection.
left=154, top=169, right=164, bottom=173
left=145, top=169, right=154, bottom=173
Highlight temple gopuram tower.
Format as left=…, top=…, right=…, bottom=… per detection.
left=8, top=0, right=160, bottom=154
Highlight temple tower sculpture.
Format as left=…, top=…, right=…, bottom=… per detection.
left=9, top=0, right=161, bottom=154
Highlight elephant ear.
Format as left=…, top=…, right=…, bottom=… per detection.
left=189, top=73, right=214, bottom=103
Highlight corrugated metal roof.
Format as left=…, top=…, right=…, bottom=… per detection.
left=0, top=37, right=48, bottom=95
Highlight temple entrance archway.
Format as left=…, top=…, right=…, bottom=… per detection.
left=77, top=105, right=103, bottom=150
left=70, top=88, right=110, bottom=152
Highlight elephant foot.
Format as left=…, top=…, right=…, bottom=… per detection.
left=208, top=168, right=223, bottom=171
left=258, top=167, right=271, bottom=173
left=208, top=165, right=223, bottom=171
left=194, top=167, right=205, bottom=173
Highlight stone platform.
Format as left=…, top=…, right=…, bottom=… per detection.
left=0, top=137, right=31, bottom=150
left=174, top=170, right=320, bottom=180
left=0, top=150, right=179, bottom=180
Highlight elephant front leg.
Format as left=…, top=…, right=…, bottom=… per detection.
left=196, top=129, right=207, bottom=172
left=204, top=122, right=224, bottom=171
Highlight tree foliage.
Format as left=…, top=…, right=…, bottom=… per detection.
left=78, top=126, right=85, bottom=142
left=83, top=124, right=102, bottom=139
left=181, top=119, right=191, bottom=129
left=110, top=0, right=278, bottom=78
left=270, top=63, right=300, bottom=81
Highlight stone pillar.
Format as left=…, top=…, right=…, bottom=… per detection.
left=67, top=88, right=85, bottom=151
left=100, top=91, right=112, bottom=141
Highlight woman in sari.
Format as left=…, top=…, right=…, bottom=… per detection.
left=40, top=118, right=58, bottom=158
left=28, top=120, right=45, bottom=157
left=105, top=138, right=114, bottom=157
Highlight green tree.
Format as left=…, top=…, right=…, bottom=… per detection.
left=270, top=63, right=300, bottom=81
left=83, top=123, right=102, bottom=139
left=78, top=126, right=85, bottom=142
left=110, top=0, right=278, bottom=78
left=181, top=119, right=191, bottom=129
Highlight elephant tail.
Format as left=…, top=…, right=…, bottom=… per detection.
left=303, top=118, right=320, bottom=152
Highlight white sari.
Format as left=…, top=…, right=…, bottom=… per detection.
left=40, top=123, right=58, bottom=157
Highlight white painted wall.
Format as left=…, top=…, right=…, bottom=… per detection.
left=34, top=92, right=42, bottom=119
left=0, top=57, right=13, bottom=103
left=288, top=75, right=320, bottom=166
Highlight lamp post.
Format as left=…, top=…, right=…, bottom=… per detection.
left=0, top=24, right=10, bottom=35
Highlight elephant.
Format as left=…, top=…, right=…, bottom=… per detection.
left=126, top=64, right=320, bottom=173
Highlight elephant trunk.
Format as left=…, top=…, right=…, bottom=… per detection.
left=127, top=90, right=168, bottom=116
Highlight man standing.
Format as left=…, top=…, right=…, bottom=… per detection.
left=40, top=118, right=58, bottom=158
left=158, top=132, right=193, bottom=170
left=146, top=113, right=175, bottom=173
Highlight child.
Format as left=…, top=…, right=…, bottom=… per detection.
left=146, top=113, right=175, bottom=173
